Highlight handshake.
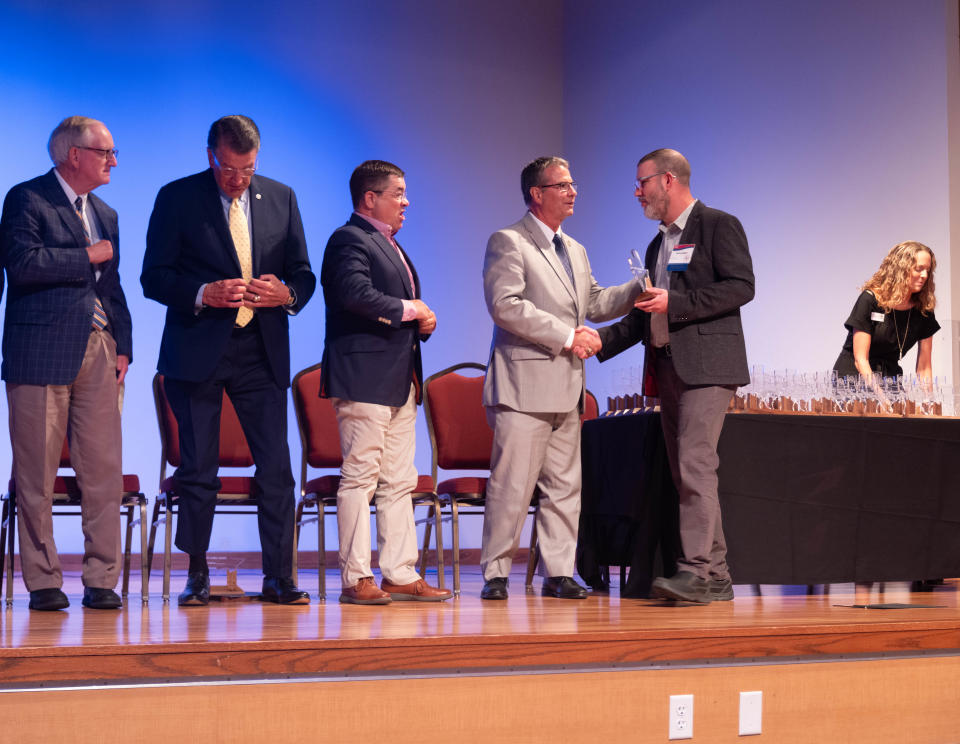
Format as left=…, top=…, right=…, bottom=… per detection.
left=571, top=325, right=601, bottom=360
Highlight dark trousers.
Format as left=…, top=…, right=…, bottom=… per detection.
left=163, top=326, right=295, bottom=579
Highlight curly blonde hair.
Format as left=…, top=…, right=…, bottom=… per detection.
left=862, top=241, right=936, bottom=315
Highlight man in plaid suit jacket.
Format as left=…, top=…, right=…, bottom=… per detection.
left=0, top=116, right=132, bottom=612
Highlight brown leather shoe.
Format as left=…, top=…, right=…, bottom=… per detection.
left=382, top=578, right=453, bottom=602
left=339, top=576, right=392, bottom=605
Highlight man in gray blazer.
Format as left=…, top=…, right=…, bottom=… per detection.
left=479, top=156, right=638, bottom=600
left=596, top=149, right=755, bottom=604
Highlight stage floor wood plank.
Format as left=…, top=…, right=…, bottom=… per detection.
left=2, top=569, right=959, bottom=687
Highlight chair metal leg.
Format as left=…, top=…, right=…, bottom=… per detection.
left=293, top=498, right=304, bottom=586
left=525, top=519, right=539, bottom=591
left=451, top=500, right=461, bottom=596
left=138, top=496, right=149, bottom=605
left=162, top=497, right=173, bottom=603
left=318, top=504, right=326, bottom=600
left=121, top=502, right=134, bottom=599
left=146, top=496, right=162, bottom=583
left=5, top=496, right=16, bottom=608
left=418, top=503, right=433, bottom=580
left=433, top=498, right=445, bottom=590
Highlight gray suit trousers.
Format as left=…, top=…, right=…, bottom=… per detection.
left=480, top=405, right=581, bottom=581
left=653, top=353, right=735, bottom=581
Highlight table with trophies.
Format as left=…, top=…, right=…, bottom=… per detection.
left=577, top=367, right=960, bottom=596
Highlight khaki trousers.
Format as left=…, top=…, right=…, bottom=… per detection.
left=6, top=329, right=122, bottom=591
left=332, top=385, right=421, bottom=588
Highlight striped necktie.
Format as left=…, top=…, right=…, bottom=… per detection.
left=74, top=197, right=108, bottom=331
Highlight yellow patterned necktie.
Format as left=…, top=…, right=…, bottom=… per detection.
left=229, top=198, right=253, bottom=327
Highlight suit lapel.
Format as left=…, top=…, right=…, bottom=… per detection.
left=521, top=213, right=577, bottom=305
left=249, top=175, right=264, bottom=277
left=352, top=214, right=415, bottom=299
left=41, top=170, right=87, bottom=249
left=205, top=170, right=243, bottom=275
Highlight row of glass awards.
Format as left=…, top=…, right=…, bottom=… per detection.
left=603, top=367, right=954, bottom=418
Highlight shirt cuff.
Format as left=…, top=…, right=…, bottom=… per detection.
left=194, top=284, right=206, bottom=315
left=563, top=327, right=575, bottom=350
left=401, top=299, right=417, bottom=322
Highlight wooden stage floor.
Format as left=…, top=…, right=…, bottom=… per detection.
left=2, top=566, right=960, bottom=689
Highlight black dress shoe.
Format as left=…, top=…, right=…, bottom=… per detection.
left=481, top=577, right=509, bottom=600
left=28, top=588, right=69, bottom=611
left=542, top=576, right=588, bottom=599
left=708, top=577, right=734, bottom=601
left=178, top=570, right=210, bottom=606
left=651, top=571, right=712, bottom=604
left=82, top=587, right=122, bottom=610
left=260, top=577, right=310, bottom=605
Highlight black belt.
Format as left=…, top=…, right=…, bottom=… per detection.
left=232, top=316, right=260, bottom=335
left=652, top=344, right=672, bottom=358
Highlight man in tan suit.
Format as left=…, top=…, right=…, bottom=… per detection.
left=479, top=156, right=637, bottom=600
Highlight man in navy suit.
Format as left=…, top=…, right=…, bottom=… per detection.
left=141, top=115, right=315, bottom=606
left=593, top=149, right=755, bottom=604
left=320, top=160, right=450, bottom=604
left=1, top=116, right=132, bottom=611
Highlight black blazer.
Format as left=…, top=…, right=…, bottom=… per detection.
left=319, top=214, right=428, bottom=407
left=597, top=201, right=754, bottom=387
left=1, top=169, right=132, bottom=385
left=141, top=169, right=315, bottom=387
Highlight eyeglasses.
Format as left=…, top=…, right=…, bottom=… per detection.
left=538, top=181, right=578, bottom=194
left=372, top=189, right=408, bottom=201
left=634, top=172, right=667, bottom=190
left=212, top=153, right=257, bottom=178
left=78, top=146, right=119, bottom=160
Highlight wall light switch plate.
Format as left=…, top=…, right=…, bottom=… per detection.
left=739, top=690, right=762, bottom=736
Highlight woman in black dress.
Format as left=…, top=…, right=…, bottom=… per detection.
left=834, top=241, right=939, bottom=381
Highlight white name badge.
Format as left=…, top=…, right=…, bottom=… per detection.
left=668, top=244, right=695, bottom=271
left=870, top=312, right=885, bottom=323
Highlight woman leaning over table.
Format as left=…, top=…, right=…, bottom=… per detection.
left=833, top=241, right=939, bottom=383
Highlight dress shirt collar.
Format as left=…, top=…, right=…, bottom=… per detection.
left=658, top=198, right=698, bottom=236
left=354, top=211, right=396, bottom=243
left=528, top=210, right=565, bottom=244
left=53, top=167, right=85, bottom=208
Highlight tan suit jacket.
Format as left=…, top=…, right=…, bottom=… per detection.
left=482, top=211, right=636, bottom=413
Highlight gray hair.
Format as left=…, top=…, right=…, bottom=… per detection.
left=637, top=148, right=691, bottom=187
left=47, top=116, right=101, bottom=165
left=521, top=156, right=570, bottom=206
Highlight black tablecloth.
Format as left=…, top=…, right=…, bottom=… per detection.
left=577, top=412, right=960, bottom=595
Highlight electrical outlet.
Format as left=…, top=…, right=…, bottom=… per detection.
left=739, top=690, right=762, bottom=736
left=669, top=694, right=694, bottom=740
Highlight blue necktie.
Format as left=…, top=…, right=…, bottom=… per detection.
left=553, top=234, right=575, bottom=288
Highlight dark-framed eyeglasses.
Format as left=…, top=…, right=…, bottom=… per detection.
left=538, top=181, right=577, bottom=194
left=78, top=146, right=119, bottom=160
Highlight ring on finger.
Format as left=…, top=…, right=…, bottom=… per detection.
left=253, top=294, right=261, bottom=303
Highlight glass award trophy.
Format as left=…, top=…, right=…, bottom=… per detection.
left=629, top=249, right=655, bottom=301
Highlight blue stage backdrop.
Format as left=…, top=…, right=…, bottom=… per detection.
left=0, top=0, right=956, bottom=558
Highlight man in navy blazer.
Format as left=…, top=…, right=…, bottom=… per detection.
left=594, top=149, right=754, bottom=604
left=142, top=115, right=315, bottom=606
left=320, top=160, right=450, bottom=604
left=1, top=116, right=132, bottom=611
